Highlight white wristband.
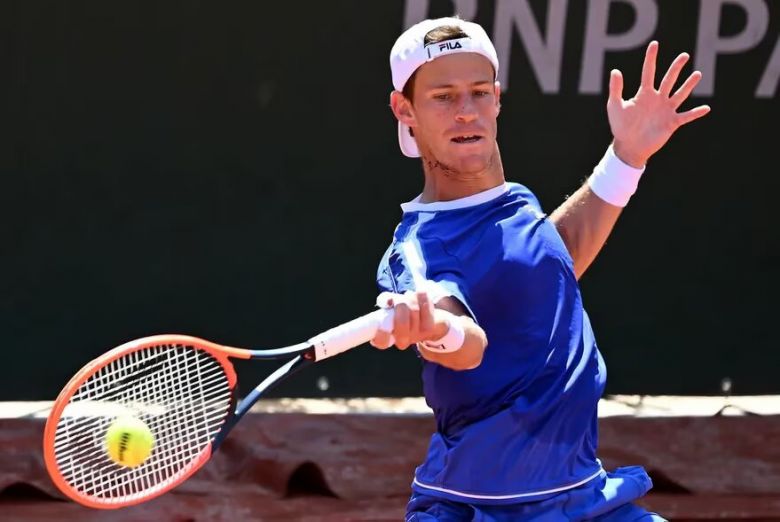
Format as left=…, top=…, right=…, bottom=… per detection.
left=418, top=317, right=466, bottom=353
left=587, top=145, right=645, bottom=208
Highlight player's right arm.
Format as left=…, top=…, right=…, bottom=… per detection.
left=370, top=291, right=487, bottom=371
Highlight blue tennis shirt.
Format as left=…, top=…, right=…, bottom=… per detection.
left=376, top=182, right=607, bottom=504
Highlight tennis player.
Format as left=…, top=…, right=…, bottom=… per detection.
left=371, top=17, right=709, bottom=521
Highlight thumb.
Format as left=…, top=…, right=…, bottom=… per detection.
left=370, top=330, right=394, bottom=350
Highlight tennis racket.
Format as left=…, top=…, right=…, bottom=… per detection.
left=43, top=308, right=394, bottom=509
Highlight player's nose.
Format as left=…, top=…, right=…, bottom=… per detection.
left=455, top=110, right=478, bottom=123
left=455, top=97, right=479, bottom=123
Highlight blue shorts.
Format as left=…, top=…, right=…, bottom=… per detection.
left=406, top=466, right=667, bottom=521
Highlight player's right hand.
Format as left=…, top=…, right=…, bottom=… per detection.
left=370, top=291, right=449, bottom=350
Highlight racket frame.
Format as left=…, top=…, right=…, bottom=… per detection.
left=43, top=335, right=310, bottom=509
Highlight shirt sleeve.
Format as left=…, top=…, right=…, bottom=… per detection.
left=376, top=227, right=477, bottom=322
left=517, top=184, right=546, bottom=217
left=425, top=271, right=477, bottom=323
left=404, top=237, right=477, bottom=323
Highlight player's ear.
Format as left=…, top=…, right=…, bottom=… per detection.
left=494, top=81, right=502, bottom=114
left=390, top=90, right=416, bottom=127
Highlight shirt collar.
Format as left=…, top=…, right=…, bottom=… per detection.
left=400, top=183, right=509, bottom=213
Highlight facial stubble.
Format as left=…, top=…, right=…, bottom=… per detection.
left=421, top=145, right=498, bottom=181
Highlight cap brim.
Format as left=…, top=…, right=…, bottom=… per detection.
left=398, top=122, right=420, bottom=158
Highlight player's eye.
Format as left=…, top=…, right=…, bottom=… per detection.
left=473, top=90, right=490, bottom=98
left=433, top=93, right=452, bottom=101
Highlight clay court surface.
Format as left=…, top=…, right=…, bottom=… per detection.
left=3, top=396, right=779, bottom=521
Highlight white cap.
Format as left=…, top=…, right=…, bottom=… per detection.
left=389, top=18, right=499, bottom=158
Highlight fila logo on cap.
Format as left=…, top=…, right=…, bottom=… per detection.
left=425, top=37, right=470, bottom=60
left=438, top=41, right=462, bottom=51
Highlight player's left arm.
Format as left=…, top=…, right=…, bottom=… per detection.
left=550, top=41, right=710, bottom=279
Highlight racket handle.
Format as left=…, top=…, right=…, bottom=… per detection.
left=309, top=308, right=395, bottom=361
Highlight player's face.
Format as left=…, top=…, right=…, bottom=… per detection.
left=409, top=53, right=500, bottom=174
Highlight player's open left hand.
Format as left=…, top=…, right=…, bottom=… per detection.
left=370, top=291, right=450, bottom=350
left=607, top=41, right=711, bottom=168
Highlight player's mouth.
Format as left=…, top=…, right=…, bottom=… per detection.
left=451, top=135, right=483, bottom=144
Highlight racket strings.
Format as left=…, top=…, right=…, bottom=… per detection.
left=53, top=349, right=226, bottom=459
left=53, top=348, right=218, bottom=442
left=60, top=346, right=230, bottom=499
left=52, top=344, right=233, bottom=504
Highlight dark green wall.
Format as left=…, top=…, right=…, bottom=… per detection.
left=1, top=1, right=778, bottom=399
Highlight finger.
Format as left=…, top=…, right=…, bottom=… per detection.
left=676, top=105, right=711, bottom=127
left=394, top=303, right=411, bottom=349
left=375, top=292, right=397, bottom=309
left=401, top=291, right=420, bottom=347
left=370, top=330, right=393, bottom=350
left=670, top=70, right=703, bottom=109
left=658, top=52, right=689, bottom=97
left=641, top=41, right=658, bottom=90
left=608, top=69, right=624, bottom=105
left=418, top=291, right=434, bottom=336
left=408, top=303, right=420, bottom=346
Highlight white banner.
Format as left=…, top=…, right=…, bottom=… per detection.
left=403, top=0, right=779, bottom=98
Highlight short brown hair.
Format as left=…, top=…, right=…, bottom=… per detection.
left=401, top=25, right=470, bottom=102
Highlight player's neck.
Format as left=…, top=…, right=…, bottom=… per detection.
left=418, top=146, right=505, bottom=203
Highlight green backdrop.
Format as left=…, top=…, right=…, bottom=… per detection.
left=1, top=0, right=778, bottom=399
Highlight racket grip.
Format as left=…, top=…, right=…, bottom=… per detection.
left=309, top=308, right=395, bottom=361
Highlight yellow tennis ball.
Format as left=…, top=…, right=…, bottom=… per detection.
left=105, top=416, right=155, bottom=468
